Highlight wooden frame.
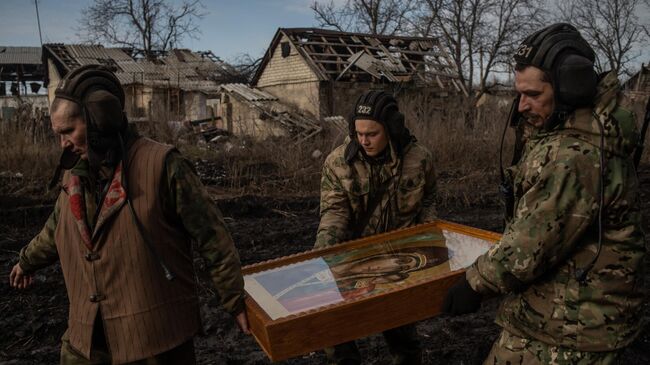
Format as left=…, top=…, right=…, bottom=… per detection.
left=242, top=220, right=501, bottom=362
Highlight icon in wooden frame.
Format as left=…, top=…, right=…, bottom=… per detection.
left=243, top=220, right=500, bottom=361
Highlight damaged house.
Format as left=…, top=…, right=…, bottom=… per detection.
left=249, top=28, right=467, bottom=119
left=0, top=46, right=48, bottom=121
left=624, top=63, right=650, bottom=102
left=42, top=44, right=237, bottom=124
left=218, top=28, right=465, bottom=142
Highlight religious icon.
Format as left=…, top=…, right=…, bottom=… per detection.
left=245, top=224, right=494, bottom=319
left=242, top=221, right=499, bottom=361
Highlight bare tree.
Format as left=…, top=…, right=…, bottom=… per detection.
left=412, top=0, right=546, bottom=95
left=78, top=0, right=205, bottom=58
left=556, top=0, right=649, bottom=76
left=225, top=54, right=263, bottom=84
left=311, top=0, right=415, bottom=35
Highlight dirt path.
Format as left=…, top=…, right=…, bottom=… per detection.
left=1, top=168, right=649, bottom=364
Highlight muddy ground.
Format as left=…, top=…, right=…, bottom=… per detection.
left=1, top=167, right=649, bottom=365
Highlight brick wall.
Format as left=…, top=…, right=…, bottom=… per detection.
left=259, top=82, right=321, bottom=118
left=256, top=34, right=320, bottom=87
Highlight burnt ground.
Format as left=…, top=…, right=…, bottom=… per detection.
left=1, top=167, right=649, bottom=365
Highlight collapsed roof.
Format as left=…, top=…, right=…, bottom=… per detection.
left=252, top=28, right=467, bottom=95
left=0, top=46, right=44, bottom=82
left=220, top=83, right=323, bottom=143
left=43, top=44, right=237, bottom=92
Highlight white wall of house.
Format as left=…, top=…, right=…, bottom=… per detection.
left=184, top=91, right=208, bottom=121
left=0, top=95, right=50, bottom=121
left=256, top=34, right=322, bottom=117
left=0, top=95, right=49, bottom=110
left=221, top=93, right=288, bottom=139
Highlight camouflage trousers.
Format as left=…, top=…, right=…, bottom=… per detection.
left=60, top=330, right=196, bottom=365
left=484, top=329, right=623, bottom=365
left=324, top=323, right=421, bottom=365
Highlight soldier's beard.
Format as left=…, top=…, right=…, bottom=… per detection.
left=523, top=113, right=545, bottom=128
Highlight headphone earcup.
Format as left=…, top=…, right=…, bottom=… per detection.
left=85, top=89, right=127, bottom=134
left=384, top=110, right=404, bottom=137
left=554, top=54, right=598, bottom=108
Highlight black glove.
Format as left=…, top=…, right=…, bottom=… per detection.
left=442, top=276, right=483, bottom=315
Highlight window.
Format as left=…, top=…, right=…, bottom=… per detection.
left=281, top=42, right=290, bottom=58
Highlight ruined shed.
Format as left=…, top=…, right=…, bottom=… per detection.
left=251, top=28, right=467, bottom=119
left=0, top=46, right=45, bottom=94
left=0, top=46, right=48, bottom=121
left=42, top=44, right=235, bottom=123
left=220, top=83, right=322, bottom=142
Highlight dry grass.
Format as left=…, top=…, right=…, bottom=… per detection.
left=176, top=94, right=513, bottom=208
left=401, top=94, right=512, bottom=208
left=0, top=127, right=58, bottom=177
left=180, top=135, right=335, bottom=196
left=0, top=105, right=59, bottom=202
left=0, top=105, right=58, bottom=178
left=2, top=96, right=646, bottom=209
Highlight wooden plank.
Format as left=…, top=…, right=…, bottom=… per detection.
left=261, top=271, right=461, bottom=361
left=298, top=40, right=379, bottom=49
left=306, top=52, right=356, bottom=58
left=313, top=59, right=353, bottom=65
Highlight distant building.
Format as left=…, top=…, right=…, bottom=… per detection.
left=0, top=46, right=48, bottom=121
left=623, top=63, right=650, bottom=102
left=42, top=44, right=237, bottom=123
left=251, top=28, right=467, bottom=119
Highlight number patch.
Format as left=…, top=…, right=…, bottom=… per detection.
left=516, top=44, right=534, bottom=59
left=357, top=105, right=372, bottom=114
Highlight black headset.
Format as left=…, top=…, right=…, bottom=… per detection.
left=345, top=90, right=412, bottom=164
left=514, top=23, right=598, bottom=131
left=54, top=64, right=127, bottom=155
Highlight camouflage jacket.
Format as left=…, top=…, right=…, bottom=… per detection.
left=466, top=72, right=646, bottom=351
left=18, top=148, right=245, bottom=315
left=315, top=140, right=437, bottom=248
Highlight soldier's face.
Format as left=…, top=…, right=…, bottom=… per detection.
left=51, top=100, right=88, bottom=160
left=355, top=119, right=389, bottom=157
left=515, top=66, right=554, bottom=128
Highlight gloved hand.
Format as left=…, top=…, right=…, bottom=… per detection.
left=442, top=275, right=482, bottom=315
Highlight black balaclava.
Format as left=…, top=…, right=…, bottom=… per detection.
left=344, top=90, right=415, bottom=164
left=513, top=23, right=598, bottom=131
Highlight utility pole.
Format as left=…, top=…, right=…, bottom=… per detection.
left=34, top=0, right=43, bottom=45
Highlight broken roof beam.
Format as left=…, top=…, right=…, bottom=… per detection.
left=294, top=127, right=323, bottom=145
left=336, top=51, right=364, bottom=81
left=347, top=52, right=401, bottom=81
left=339, top=37, right=356, bottom=55
left=296, top=40, right=448, bottom=60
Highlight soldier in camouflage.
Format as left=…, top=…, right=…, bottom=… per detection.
left=316, top=91, right=437, bottom=365
left=442, top=24, right=646, bottom=364
left=9, top=65, right=247, bottom=364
